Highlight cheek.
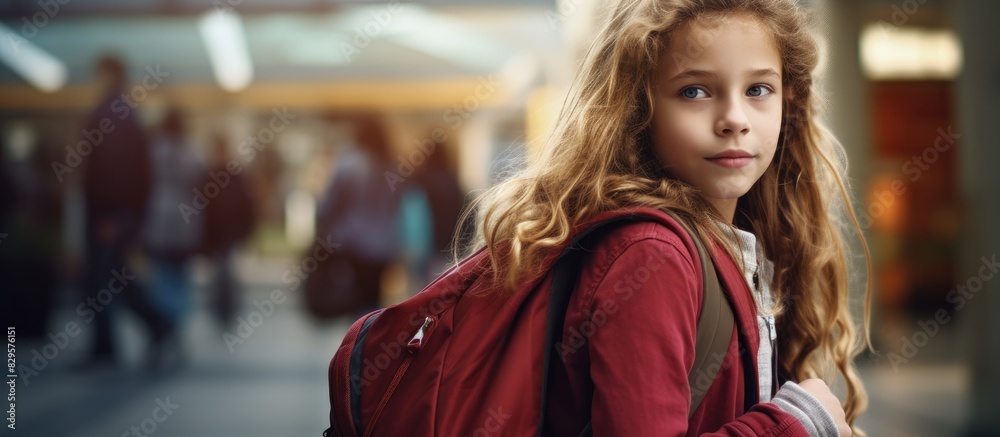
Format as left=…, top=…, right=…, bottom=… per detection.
left=753, top=109, right=783, bottom=153
left=651, top=107, right=703, bottom=161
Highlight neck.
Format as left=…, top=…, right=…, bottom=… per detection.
left=705, top=197, right=737, bottom=225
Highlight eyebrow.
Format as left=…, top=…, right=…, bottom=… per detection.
left=667, top=68, right=781, bottom=82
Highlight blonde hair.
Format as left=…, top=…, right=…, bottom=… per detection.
left=460, top=0, right=871, bottom=431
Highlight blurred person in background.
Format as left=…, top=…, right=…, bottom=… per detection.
left=397, top=180, right=433, bottom=294
left=140, top=106, right=204, bottom=369
left=402, top=138, right=464, bottom=290
left=309, top=115, right=400, bottom=318
left=77, top=54, right=170, bottom=369
left=199, top=134, right=257, bottom=330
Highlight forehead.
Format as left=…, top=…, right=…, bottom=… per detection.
left=670, top=11, right=775, bottom=45
left=658, top=13, right=781, bottom=77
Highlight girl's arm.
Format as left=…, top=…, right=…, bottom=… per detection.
left=580, top=229, right=812, bottom=436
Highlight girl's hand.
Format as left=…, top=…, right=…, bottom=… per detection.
left=798, top=378, right=851, bottom=437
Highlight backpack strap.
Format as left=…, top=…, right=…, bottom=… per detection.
left=674, top=213, right=736, bottom=413
left=538, top=210, right=735, bottom=436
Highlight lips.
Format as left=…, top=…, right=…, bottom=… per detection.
left=706, top=149, right=755, bottom=169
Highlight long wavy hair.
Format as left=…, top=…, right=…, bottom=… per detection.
left=460, top=0, right=871, bottom=431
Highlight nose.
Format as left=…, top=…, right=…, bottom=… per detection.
left=715, top=97, right=751, bottom=137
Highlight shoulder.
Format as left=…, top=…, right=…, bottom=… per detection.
left=573, top=219, right=702, bottom=308
left=562, top=217, right=708, bottom=365
left=586, top=219, right=699, bottom=273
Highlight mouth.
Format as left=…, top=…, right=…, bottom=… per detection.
left=705, top=149, right=755, bottom=169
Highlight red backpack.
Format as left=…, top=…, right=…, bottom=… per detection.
left=324, top=208, right=735, bottom=436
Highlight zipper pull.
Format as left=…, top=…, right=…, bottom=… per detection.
left=407, top=317, right=434, bottom=352
left=765, top=314, right=776, bottom=342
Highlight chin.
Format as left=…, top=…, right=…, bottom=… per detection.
left=703, top=183, right=753, bottom=201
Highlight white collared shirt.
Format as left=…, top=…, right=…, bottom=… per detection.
left=716, top=222, right=840, bottom=436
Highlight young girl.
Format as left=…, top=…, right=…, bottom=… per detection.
left=468, top=0, right=870, bottom=435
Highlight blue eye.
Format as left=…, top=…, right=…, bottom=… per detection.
left=747, top=85, right=773, bottom=97
left=680, top=87, right=707, bottom=99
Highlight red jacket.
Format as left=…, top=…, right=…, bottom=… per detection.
left=328, top=207, right=811, bottom=437
left=544, top=208, right=809, bottom=436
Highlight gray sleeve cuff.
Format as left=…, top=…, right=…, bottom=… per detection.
left=770, top=381, right=840, bottom=437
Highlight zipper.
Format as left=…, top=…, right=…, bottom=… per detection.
left=407, top=316, right=434, bottom=350
left=765, top=314, right=778, bottom=396
left=752, top=264, right=778, bottom=398
left=362, top=316, right=435, bottom=437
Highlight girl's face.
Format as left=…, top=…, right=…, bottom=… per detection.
left=650, top=15, right=783, bottom=222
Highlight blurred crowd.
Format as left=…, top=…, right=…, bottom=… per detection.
left=0, top=54, right=468, bottom=373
